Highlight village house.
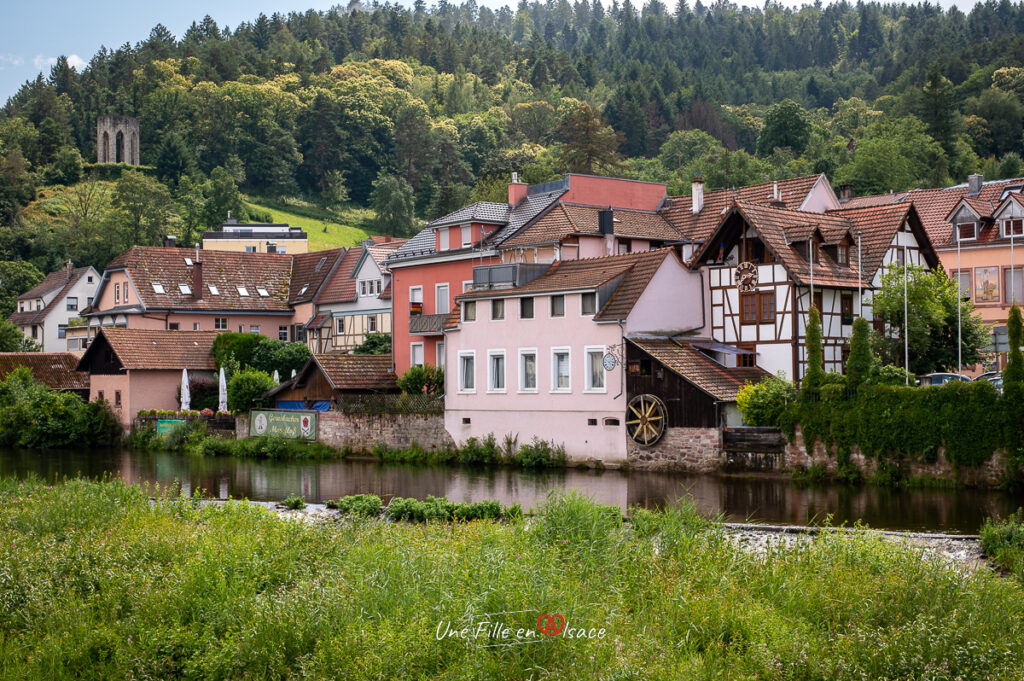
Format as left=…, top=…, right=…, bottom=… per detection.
left=843, top=173, right=1024, bottom=372
left=0, top=352, right=90, bottom=400
left=7, top=262, right=100, bottom=352
left=76, top=328, right=219, bottom=427
left=688, top=199, right=938, bottom=381
left=83, top=246, right=343, bottom=345
left=443, top=248, right=709, bottom=464
left=305, top=237, right=406, bottom=354
left=262, top=354, right=399, bottom=411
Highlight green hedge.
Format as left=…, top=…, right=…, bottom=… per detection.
left=780, top=379, right=1019, bottom=477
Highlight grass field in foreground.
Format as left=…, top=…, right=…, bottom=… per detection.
left=243, top=196, right=376, bottom=251
left=1, top=478, right=1023, bottom=680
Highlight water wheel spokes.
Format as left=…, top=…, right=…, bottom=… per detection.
left=626, top=394, right=666, bottom=446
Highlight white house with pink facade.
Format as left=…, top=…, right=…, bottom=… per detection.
left=442, top=248, right=706, bottom=465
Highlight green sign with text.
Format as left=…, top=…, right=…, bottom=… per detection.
left=249, top=410, right=318, bottom=440
left=157, top=419, right=187, bottom=436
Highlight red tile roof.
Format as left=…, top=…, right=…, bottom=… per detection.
left=313, top=354, right=398, bottom=391
left=290, top=249, right=345, bottom=304
left=455, top=248, right=679, bottom=322
left=628, top=337, right=769, bottom=402
left=9, top=266, right=93, bottom=326
left=0, top=353, right=90, bottom=391
left=830, top=203, right=938, bottom=280
left=501, top=203, right=681, bottom=247
left=317, top=248, right=359, bottom=304
left=660, top=174, right=827, bottom=243
left=84, top=328, right=218, bottom=371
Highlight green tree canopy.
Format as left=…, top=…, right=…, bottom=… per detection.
left=0, top=260, right=44, bottom=318
left=370, top=173, right=416, bottom=237
left=757, top=99, right=811, bottom=156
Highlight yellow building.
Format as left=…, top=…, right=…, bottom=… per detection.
left=202, top=221, right=309, bottom=254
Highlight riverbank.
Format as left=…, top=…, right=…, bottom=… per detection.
left=2, top=478, right=1023, bottom=679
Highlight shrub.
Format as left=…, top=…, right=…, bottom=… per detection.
left=803, top=305, right=824, bottom=391
left=211, top=333, right=264, bottom=370
left=458, top=434, right=500, bottom=465
left=1005, top=305, right=1024, bottom=385
left=353, top=332, right=391, bottom=355
left=736, top=373, right=797, bottom=427
left=281, top=494, right=306, bottom=510
left=396, top=364, right=444, bottom=395
left=513, top=437, right=567, bottom=468
left=333, top=494, right=383, bottom=517
left=980, top=510, right=1024, bottom=579
left=250, top=337, right=311, bottom=378
left=227, top=368, right=275, bottom=412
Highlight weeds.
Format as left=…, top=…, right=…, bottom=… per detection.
left=981, top=509, right=1024, bottom=579
left=281, top=494, right=306, bottom=510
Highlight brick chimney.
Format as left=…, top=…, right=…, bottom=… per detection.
left=508, top=172, right=528, bottom=206
left=692, top=175, right=704, bottom=214
left=64, top=260, right=73, bottom=279
left=384, top=234, right=392, bottom=243
left=192, top=261, right=203, bottom=299
left=839, top=184, right=854, bottom=202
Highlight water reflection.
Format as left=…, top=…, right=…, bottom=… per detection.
left=1, top=448, right=1021, bottom=533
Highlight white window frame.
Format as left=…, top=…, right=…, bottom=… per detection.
left=584, top=345, right=607, bottom=393
left=491, top=298, right=505, bottom=321
left=336, top=317, right=345, bottom=334
left=550, top=294, right=565, bottom=318
left=114, top=283, right=120, bottom=303
left=518, top=348, right=538, bottom=393
left=520, top=297, right=534, bottom=320
left=152, top=283, right=166, bottom=295
left=435, top=283, right=450, bottom=315
left=458, top=350, right=476, bottom=393
left=214, top=317, right=227, bottom=331
left=957, top=222, right=977, bottom=242
left=1004, top=218, right=1024, bottom=239
left=461, top=224, right=472, bottom=248
left=439, top=227, right=449, bottom=251
left=409, top=285, right=423, bottom=304
left=208, top=285, right=219, bottom=296
left=551, top=346, right=571, bottom=393
left=367, top=315, right=377, bottom=332
left=462, top=280, right=473, bottom=293
left=581, top=292, right=597, bottom=316
left=193, top=322, right=200, bottom=331
left=487, top=349, right=507, bottom=393
left=410, top=342, right=425, bottom=368
left=249, top=325, right=260, bottom=334
left=179, top=284, right=191, bottom=295
left=463, top=300, right=476, bottom=322
left=436, top=341, right=445, bottom=369
left=237, top=286, right=250, bottom=297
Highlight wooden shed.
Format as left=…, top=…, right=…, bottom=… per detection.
left=263, top=354, right=399, bottom=411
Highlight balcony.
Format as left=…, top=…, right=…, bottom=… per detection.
left=472, top=263, right=550, bottom=291
left=409, top=313, right=448, bottom=336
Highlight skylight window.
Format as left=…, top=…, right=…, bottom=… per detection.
left=237, top=286, right=249, bottom=296
left=256, top=287, right=270, bottom=297
left=184, top=257, right=194, bottom=266
left=314, top=256, right=328, bottom=272
left=208, top=285, right=219, bottom=295
left=152, top=283, right=166, bottom=294
left=179, top=284, right=192, bottom=294
left=298, top=285, right=309, bottom=297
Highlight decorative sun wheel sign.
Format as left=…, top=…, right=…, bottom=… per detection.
left=626, top=394, right=667, bottom=446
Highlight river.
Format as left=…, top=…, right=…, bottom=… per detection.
left=1, top=447, right=1020, bottom=533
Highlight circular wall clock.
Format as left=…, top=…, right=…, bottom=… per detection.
left=602, top=353, right=617, bottom=371
left=735, top=261, right=759, bottom=292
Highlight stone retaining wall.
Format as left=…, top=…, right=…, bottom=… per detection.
left=237, top=411, right=452, bottom=453
left=626, top=427, right=721, bottom=471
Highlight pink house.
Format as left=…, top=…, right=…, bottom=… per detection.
left=83, top=246, right=343, bottom=344
left=77, top=328, right=219, bottom=427
left=442, top=248, right=706, bottom=465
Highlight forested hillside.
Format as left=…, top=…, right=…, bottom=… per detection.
left=4, top=0, right=1024, bottom=273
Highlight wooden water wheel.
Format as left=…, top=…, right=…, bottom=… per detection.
left=626, top=394, right=666, bottom=446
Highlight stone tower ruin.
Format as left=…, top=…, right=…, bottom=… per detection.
left=96, top=115, right=140, bottom=165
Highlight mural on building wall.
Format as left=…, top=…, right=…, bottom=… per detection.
left=976, top=266, right=1001, bottom=303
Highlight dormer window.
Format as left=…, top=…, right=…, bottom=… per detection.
left=152, top=283, right=165, bottom=294
left=1004, top=219, right=1024, bottom=238
left=179, top=284, right=191, bottom=295
left=237, top=286, right=249, bottom=296
left=958, top=222, right=977, bottom=241
left=837, top=244, right=849, bottom=266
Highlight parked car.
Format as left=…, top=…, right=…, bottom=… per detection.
left=917, top=373, right=971, bottom=386
left=974, top=371, right=1001, bottom=383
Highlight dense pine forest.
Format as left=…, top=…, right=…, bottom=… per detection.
left=5, top=0, right=1024, bottom=273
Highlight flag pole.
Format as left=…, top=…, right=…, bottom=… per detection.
left=904, top=243, right=909, bottom=385
left=858, top=232, right=862, bottom=316
left=957, top=231, right=962, bottom=375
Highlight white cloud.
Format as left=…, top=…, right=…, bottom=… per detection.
left=31, top=54, right=86, bottom=72
left=0, top=54, right=24, bottom=71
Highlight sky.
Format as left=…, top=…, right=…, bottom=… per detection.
left=0, top=0, right=979, bottom=103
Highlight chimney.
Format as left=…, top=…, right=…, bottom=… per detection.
left=773, top=181, right=779, bottom=200
left=508, top=172, right=528, bottom=206
left=192, top=261, right=203, bottom=299
left=968, top=173, right=983, bottom=197
left=164, top=235, right=178, bottom=248
left=692, top=175, right=704, bottom=214
left=598, top=209, right=614, bottom=235
left=839, top=184, right=854, bottom=202
left=384, top=234, right=392, bottom=243
left=64, top=260, right=73, bottom=279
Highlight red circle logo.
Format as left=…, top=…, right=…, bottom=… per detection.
left=537, top=613, right=565, bottom=636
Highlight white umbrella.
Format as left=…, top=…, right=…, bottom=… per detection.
left=180, top=368, right=190, bottom=411
left=272, top=369, right=280, bottom=383
left=218, top=367, right=228, bottom=412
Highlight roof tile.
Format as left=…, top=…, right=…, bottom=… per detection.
left=628, top=337, right=768, bottom=402
left=0, top=352, right=90, bottom=391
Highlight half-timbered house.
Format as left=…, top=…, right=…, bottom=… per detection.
left=691, top=201, right=938, bottom=382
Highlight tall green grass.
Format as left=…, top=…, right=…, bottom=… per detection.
left=1, top=478, right=1023, bottom=679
